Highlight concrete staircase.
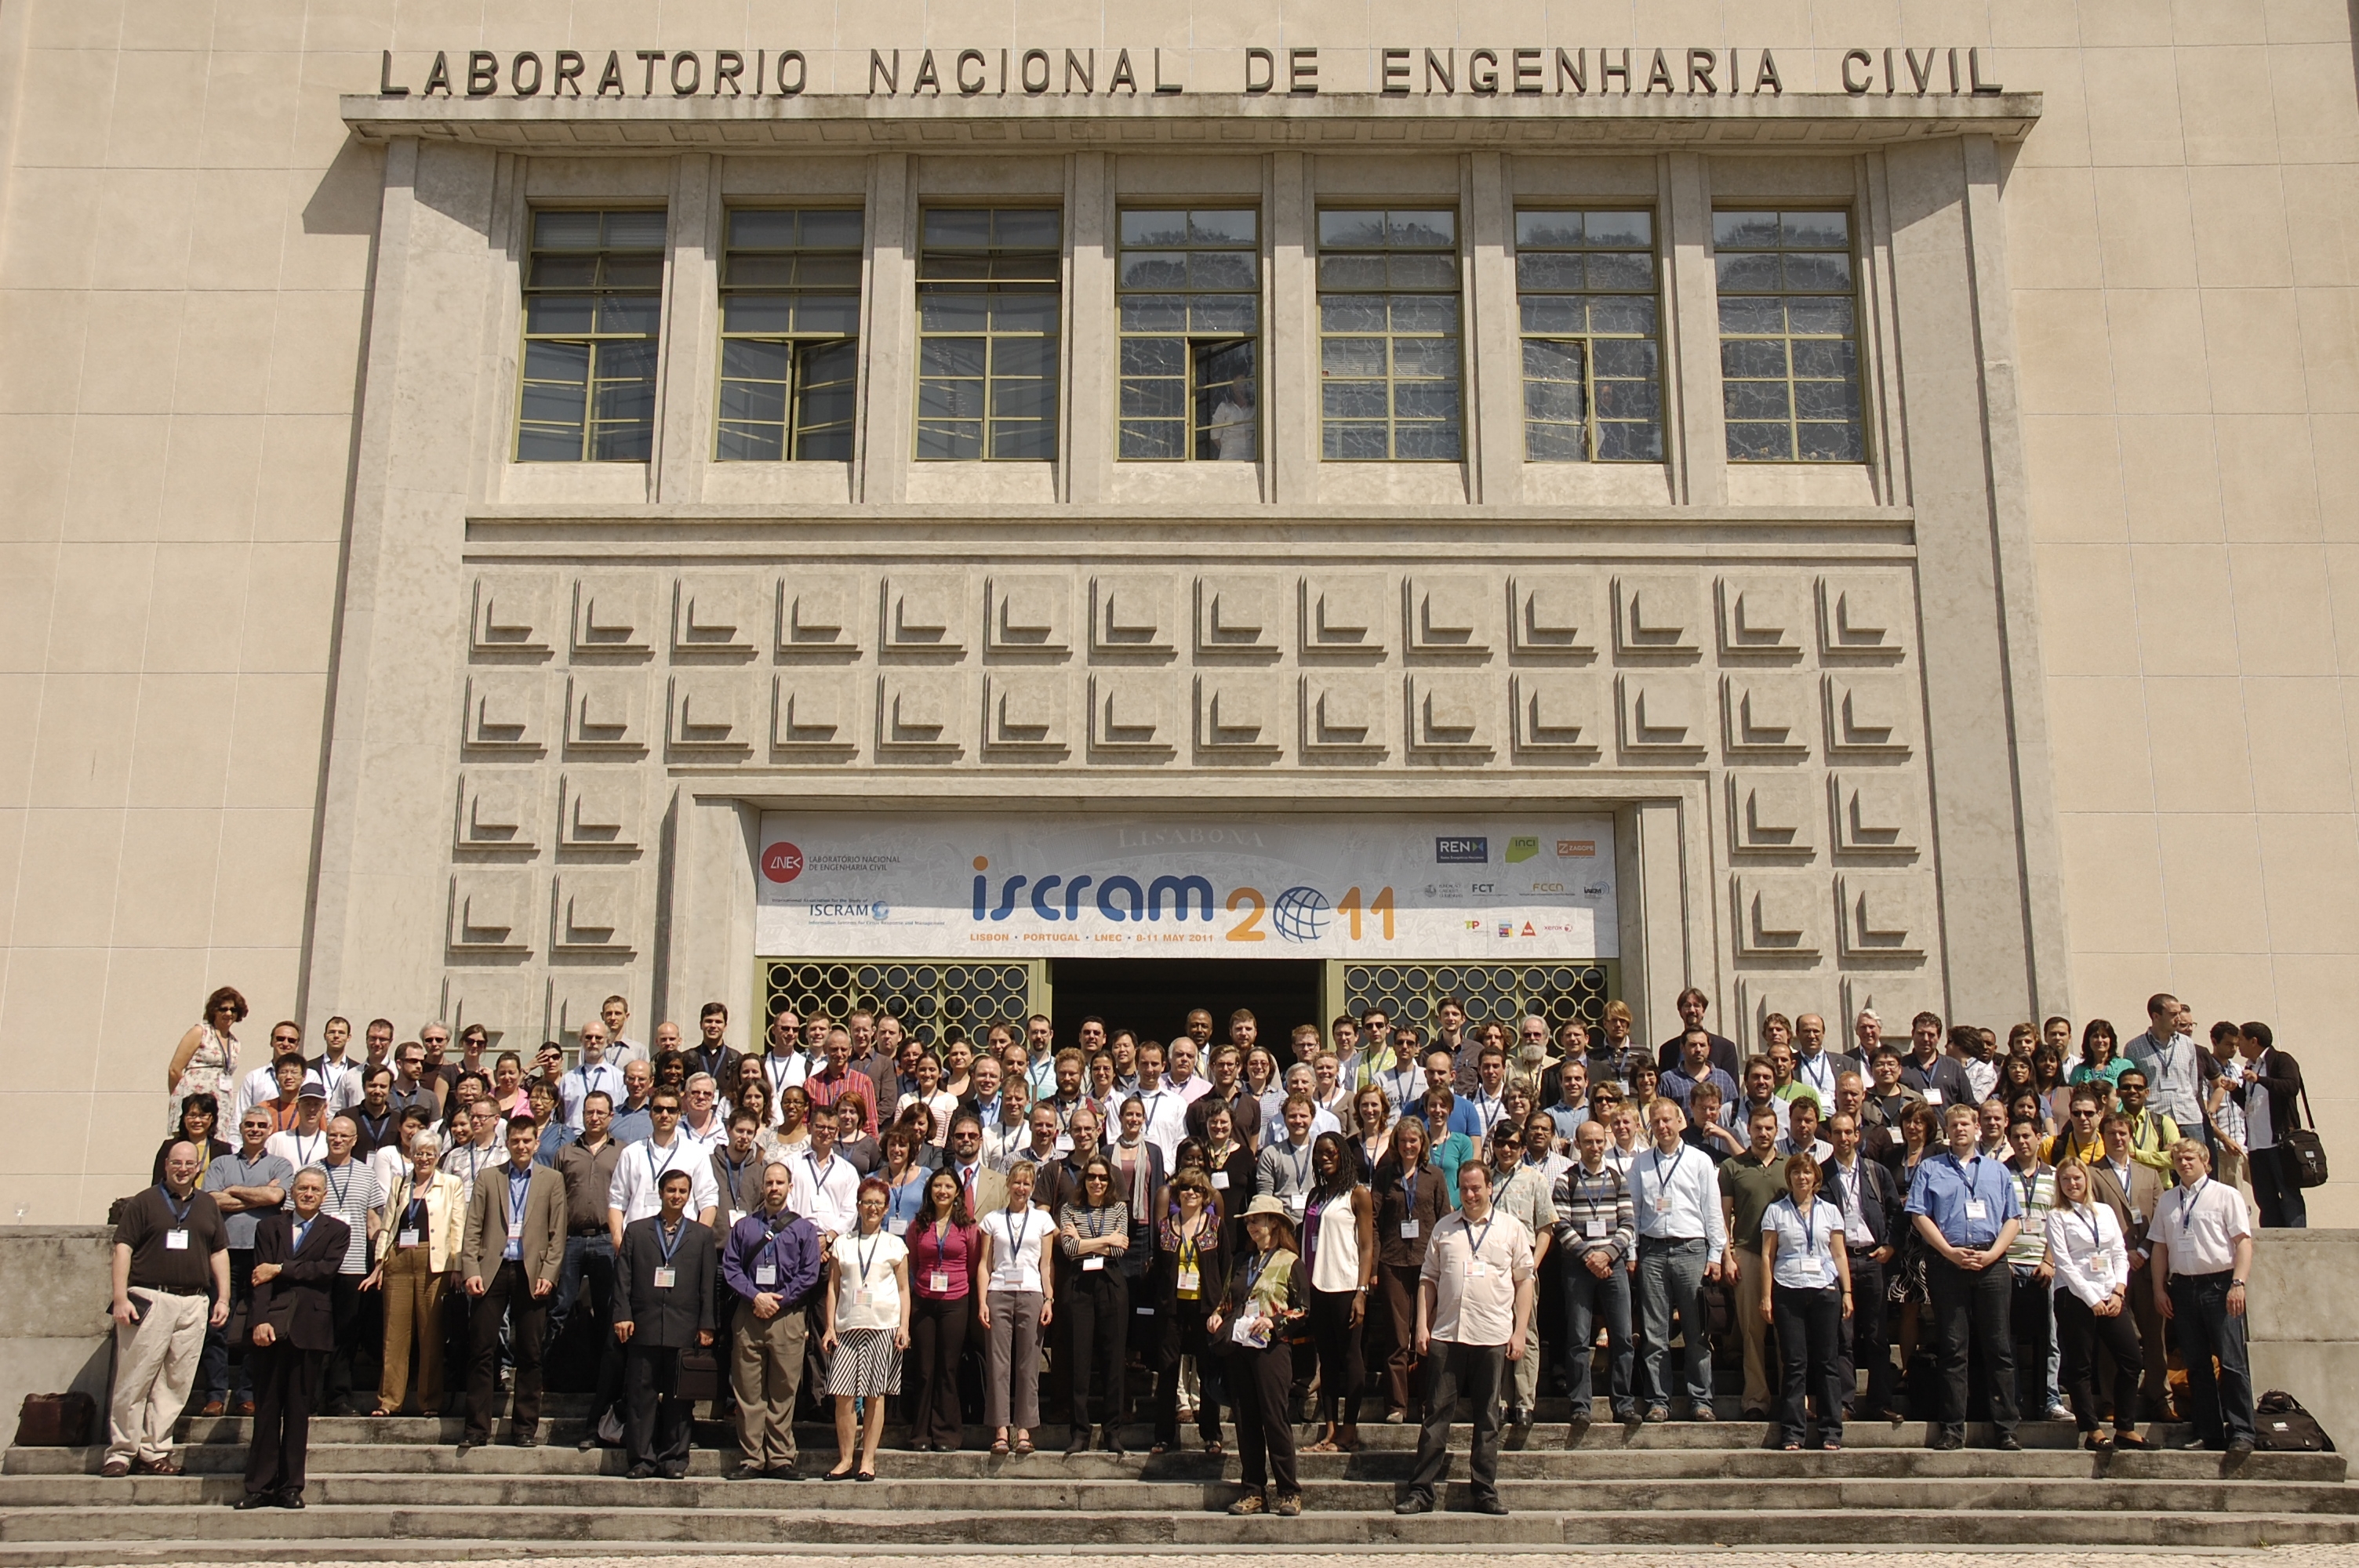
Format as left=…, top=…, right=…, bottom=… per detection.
left=4, top=1396, right=2354, bottom=1559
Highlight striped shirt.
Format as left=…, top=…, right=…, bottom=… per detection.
left=1550, top=1160, right=1634, bottom=1262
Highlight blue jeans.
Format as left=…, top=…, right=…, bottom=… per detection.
left=548, top=1232, right=615, bottom=1348
left=1637, top=1237, right=1714, bottom=1410
left=2168, top=1272, right=2255, bottom=1446
left=1560, top=1252, right=1635, bottom=1419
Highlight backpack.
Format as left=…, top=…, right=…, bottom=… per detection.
left=2254, top=1390, right=2335, bottom=1452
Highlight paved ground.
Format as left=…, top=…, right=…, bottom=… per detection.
left=78, top=1552, right=2359, bottom=1567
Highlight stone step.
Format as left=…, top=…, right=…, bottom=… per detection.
left=5, top=1442, right=2341, bottom=1484
left=0, top=1504, right=2355, bottom=1551
left=4, top=1473, right=2352, bottom=1522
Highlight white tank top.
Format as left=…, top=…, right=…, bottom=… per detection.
left=1310, top=1189, right=1362, bottom=1293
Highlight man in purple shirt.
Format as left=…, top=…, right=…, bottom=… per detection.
left=719, top=1160, right=823, bottom=1479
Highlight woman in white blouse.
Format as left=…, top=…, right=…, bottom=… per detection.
left=820, top=1178, right=912, bottom=1481
left=2043, top=1159, right=2152, bottom=1450
left=976, top=1159, right=1056, bottom=1456
left=1757, top=1154, right=1852, bottom=1451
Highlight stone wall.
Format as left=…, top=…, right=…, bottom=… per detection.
left=0, top=1229, right=114, bottom=1447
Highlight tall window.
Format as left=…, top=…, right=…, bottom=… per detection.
left=1714, top=210, right=1863, bottom=463
left=1317, top=209, right=1461, bottom=461
left=1117, top=209, right=1259, bottom=461
left=516, top=209, right=666, bottom=463
left=716, top=209, right=862, bottom=462
left=916, top=209, right=1061, bottom=461
left=1515, top=210, right=1663, bottom=462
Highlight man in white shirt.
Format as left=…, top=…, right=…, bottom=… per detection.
left=308, top=1017, right=365, bottom=1116
left=601, top=995, right=646, bottom=1068
left=1162, top=1039, right=1212, bottom=1105
left=1787, top=1014, right=1853, bottom=1112
left=785, top=1115, right=859, bottom=1242
left=264, top=1076, right=333, bottom=1172
left=758, top=1008, right=809, bottom=1109
left=1628, top=1098, right=1729, bottom=1422
left=2149, top=1140, right=2257, bottom=1454
left=2126, top=993, right=2204, bottom=1133
left=605, top=1091, right=721, bottom=1245
left=235, top=1022, right=310, bottom=1121
left=678, top=1075, right=727, bottom=1149
left=561, top=1023, right=627, bottom=1132
left=1396, top=1161, right=1533, bottom=1517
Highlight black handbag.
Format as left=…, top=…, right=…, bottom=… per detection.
left=2255, top=1390, right=2335, bottom=1451
left=2283, top=1086, right=2330, bottom=1189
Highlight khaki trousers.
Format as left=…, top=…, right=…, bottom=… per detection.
left=1732, top=1245, right=1773, bottom=1412
left=377, top=1245, right=449, bottom=1412
left=107, top=1290, right=209, bottom=1465
left=731, top=1303, right=808, bottom=1469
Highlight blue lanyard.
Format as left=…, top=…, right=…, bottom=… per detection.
left=1004, top=1205, right=1036, bottom=1262
left=656, top=1220, right=685, bottom=1266
left=1287, top=1140, right=1312, bottom=1189
left=2177, top=1178, right=2208, bottom=1231
left=1648, top=1145, right=1685, bottom=1196
left=325, top=1160, right=352, bottom=1209
left=507, top=1170, right=530, bottom=1230
left=158, top=1186, right=193, bottom=1226
left=1788, top=1196, right=1819, bottom=1256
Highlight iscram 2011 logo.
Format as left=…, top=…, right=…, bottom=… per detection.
left=969, top=856, right=1397, bottom=946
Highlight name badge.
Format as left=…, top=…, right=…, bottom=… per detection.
left=1081, top=1255, right=1105, bottom=1272
left=1209, top=1172, right=1230, bottom=1189
left=165, top=1229, right=190, bottom=1251
left=1177, top=1266, right=1201, bottom=1294
left=754, top=1262, right=777, bottom=1286
left=1923, top=1088, right=1943, bottom=1105
left=1963, top=1199, right=1988, bottom=1222
left=1136, top=1305, right=1154, bottom=1316
left=2090, top=1253, right=2115, bottom=1283
left=889, top=1217, right=910, bottom=1236
left=652, top=1266, right=677, bottom=1289
left=2129, top=1207, right=2144, bottom=1227
left=929, top=1269, right=951, bottom=1292
left=398, top=1228, right=421, bottom=1248
left=852, top=1287, right=872, bottom=1308
left=1584, top=1218, right=1610, bottom=1241
left=1467, top=1259, right=1491, bottom=1279
left=1286, top=1193, right=1305, bottom=1216
left=1398, top=1218, right=1419, bottom=1240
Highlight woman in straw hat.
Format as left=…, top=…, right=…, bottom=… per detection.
left=1207, top=1193, right=1308, bottom=1517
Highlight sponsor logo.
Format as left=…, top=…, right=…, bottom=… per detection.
left=761, top=842, right=805, bottom=884
left=969, top=855, right=1215, bottom=924
left=808, top=899, right=888, bottom=920
left=1464, top=919, right=1484, bottom=931
left=1506, top=836, right=1540, bottom=864
left=1497, top=921, right=1514, bottom=937
left=1556, top=838, right=1598, bottom=858
left=1521, top=921, right=1538, bottom=937
left=1530, top=881, right=1565, bottom=894
left=1436, top=836, right=1488, bottom=864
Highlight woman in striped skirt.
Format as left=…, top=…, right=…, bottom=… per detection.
left=821, top=1178, right=911, bottom=1482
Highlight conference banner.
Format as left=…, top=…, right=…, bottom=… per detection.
left=754, top=812, right=1618, bottom=959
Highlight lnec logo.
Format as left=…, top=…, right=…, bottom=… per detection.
left=761, top=842, right=805, bottom=884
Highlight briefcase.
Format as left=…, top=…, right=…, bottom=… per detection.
left=14, top=1392, right=94, bottom=1448
left=675, top=1347, right=722, bottom=1403
left=2284, top=1087, right=2329, bottom=1189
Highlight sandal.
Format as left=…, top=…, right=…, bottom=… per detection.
left=1205, top=1439, right=1224, bottom=1457
left=1013, top=1433, right=1035, bottom=1456
left=1303, top=1439, right=1338, bottom=1454
left=991, top=1436, right=1011, bottom=1457
left=366, top=1408, right=391, bottom=1418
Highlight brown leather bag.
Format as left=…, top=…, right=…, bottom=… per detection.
left=14, top=1392, right=94, bottom=1447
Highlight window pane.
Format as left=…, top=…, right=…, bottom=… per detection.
left=519, top=212, right=664, bottom=466
left=1190, top=209, right=1257, bottom=245
left=1121, top=420, right=1187, bottom=459
left=1121, top=210, right=1188, bottom=246
left=1320, top=208, right=1463, bottom=461
left=728, top=209, right=798, bottom=249
left=1120, top=252, right=1188, bottom=290
left=799, top=209, right=864, bottom=249
left=1716, top=209, right=1864, bottom=464
left=717, top=207, right=864, bottom=463
left=1118, top=208, right=1264, bottom=463
left=920, top=209, right=1061, bottom=459
left=924, top=209, right=992, bottom=249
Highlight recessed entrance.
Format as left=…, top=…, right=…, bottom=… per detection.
left=1049, top=957, right=1325, bottom=1049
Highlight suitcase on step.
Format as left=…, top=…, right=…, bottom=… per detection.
left=14, top=1392, right=95, bottom=1447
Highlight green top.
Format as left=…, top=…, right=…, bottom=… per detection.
left=1718, top=1149, right=1790, bottom=1248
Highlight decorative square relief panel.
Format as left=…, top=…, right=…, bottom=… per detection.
left=1732, top=873, right=1825, bottom=958
left=1088, top=671, right=1176, bottom=756
left=455, top=771, right=539, bottom=853
left=558, top=771, right=643, bottom=851
left=983, top=671, right=1070, bottom=756
left=1824, top=673, right=1917, bottom=757
left=1194, top=672, right=1285, bottom=758
left=881, top=572, right=972, bottom=655
left=878, top=670, right=967, bottom=759
left=572, top=576, right=656, bottom=656
left=1299, top=573, right=1391, bottom=655
left=445, top=971, right=536, bottom=1046
left=772, top=670, right=860, bottom=756
left=563, top=672, right=650, bottom=753
left=672, top=573, right=764, bottom=656
left=463, top=671, right=547, bottom=754
left=1300, top=673, right=1389, bottom=757
left=449, top=869, right=533, bottom=953
left=471, top=572, right=556, bottom=655
left=1616, top=671, right=1707, bottom=756
left=667, top=673, right=754, bottom=756
left=779, top=572, right=863, bottom=655
left=1092, top=575, right=1180, bottom=655
left=1613, top=575, right=1703, bottom=658
left=1836, top=872, right=1932, bottom=959
left=987, top=576, right=1074, bottom=655
left=1716, top=575, right=1806, bottom=660
left=1196, top=575, right=1282, bottom=655
left=552, top=869, right=636, bottom=955
left=1830, top=771, right=1922, bottom=855
left=1405, top=574, right=1496, bottom=655
left=1406, top=674, right=1495, bottom=758
left=1508, top=673, right=1602, bottom=757
left=1727, top=771, right=1817, bottom=856
left=1510, top=573, right=1603, bottom=656
left=1818, top=575, right=1911, bottom=661
left=1721, top=672, right=1812, bottom=759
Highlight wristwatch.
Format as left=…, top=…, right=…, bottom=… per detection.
left=2230, top=1278, right=2246, bottom=1287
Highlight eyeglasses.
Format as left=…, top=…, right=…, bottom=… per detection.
left=651, top=1105, right=681, bottom=1116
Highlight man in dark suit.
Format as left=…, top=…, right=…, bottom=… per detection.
left=615, top=1169, right=717, bottom=1479
left=1823, top=1111, right=1902, bottom=1419
left=458, top=1116, right=569, bottom=1452
left=2088, top=1112, right=2172, bottom=1419
left=1652, top=987, right=1739, bottom=1079
left=2237, top=1023, right=2308, bottom=1229
left=686, top=1002, right=747, bottom=1109
left=238, top=1168, right=350, bottom=1510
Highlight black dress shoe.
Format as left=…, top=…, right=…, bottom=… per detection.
left=576, top=1436, right=599, bottom=1453
left=1472, top=1497, right=1510, bottom=1516
left=232, top=1494, right=274, bottom=1510
left=766, top=1465, right=803, bottom=1481
left=727, top=1464, right=766, bottom=1480
left=275, top=1492, right=306, bottom=1510
left=512, top=1432, right=540, bottom=1449
left=2228, top=1436, right=2255, bottom=1456
left=1994, top=1434, right=2023, bottom=1452
left=627, top=1463, right=658, bottom=1479
left=1394, top=1496, right=1432, bottom=1515
left=1931, top=1431, right=1965, bottom=1452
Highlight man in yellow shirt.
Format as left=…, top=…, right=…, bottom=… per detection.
left=2042, top=1087, right=2107, bottom=1168
left=2115, top=1069, right=2181, bottom=1174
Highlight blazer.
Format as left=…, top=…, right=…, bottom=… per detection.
left=460, top=1162, right=568, bottom=1287
left=1820, top=1154, right=1902, bottom=1252
left=2244, top=1049, right=2306, bottom=1143
left=376, top=1167, right=468, bottom=1272
left=249, top=1210, right=351, bottom=1354
left=616, top=1214, right=718, bottom=1348
left=2087, top=1159, right=2166, bottom=1259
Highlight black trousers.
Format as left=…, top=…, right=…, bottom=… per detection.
left=2248, top=1147, right=2309, bottom=1229
left=1926, top=1256, right=2017, bottom=1437
left=1771, top=1283, right=1844, bottom=1448
left=1063, top=1269, right=1129, bottom=1428
left=908, top=1293, right=970, bottom=1449
left=1306, top=1284, right=1365, bottom=1425
left=467, top=1261, right=548, bottom=1442
left=2009, top=1264, right=2054, bottom=1417
left=2055, top=1290, right=2142, bottom=1436
left=1231, top=1338, right=1298, bottom=1497
left=623, top=1343, right=695, bottom=1474
left=2169, top=1272, right=2256, bottom=1446
left=243, top=1342, right=326, bottom=1498
left=1407, top=1339, right=1507, bottom=1508
left=1838, top=1254, right=1892, bottom=1414
left=1154, top=1305, right=1221, bottom=1447
left=324, top=1273, right=374, bottom=1412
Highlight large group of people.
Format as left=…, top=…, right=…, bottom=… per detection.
left=111, top=983, right=2301, bottom=1515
